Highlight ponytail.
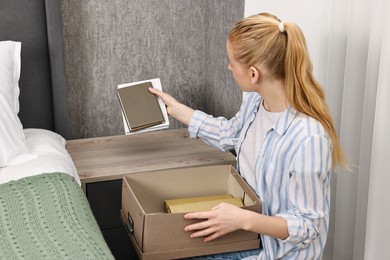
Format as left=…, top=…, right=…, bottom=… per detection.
left=283, top=22, right=350, bottom=170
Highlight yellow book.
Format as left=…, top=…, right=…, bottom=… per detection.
left=164, top=194, right=243, bottom=213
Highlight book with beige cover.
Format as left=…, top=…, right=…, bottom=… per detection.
left=164, top=194, right=244, bottom=213
left=117, top=79, right=169, bottom=133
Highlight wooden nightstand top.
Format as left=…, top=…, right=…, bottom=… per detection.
left=66, top=128, right=236, bottom=183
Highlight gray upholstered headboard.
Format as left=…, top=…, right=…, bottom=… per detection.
left=0, top=0, right=70, bottom=139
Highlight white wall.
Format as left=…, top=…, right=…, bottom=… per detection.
left=244, top=0, right=331, bottom=88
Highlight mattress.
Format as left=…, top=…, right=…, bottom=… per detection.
left=0, top=128, right=79, bottom=185
left=0, top=128, right=114, bottom=259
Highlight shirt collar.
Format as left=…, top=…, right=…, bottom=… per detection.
left=251, top=93, right=299, bottom=136
left=272, top=105, right=299, bottom=136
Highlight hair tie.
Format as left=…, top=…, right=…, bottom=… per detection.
left=278, top=22, right=285, bottom=33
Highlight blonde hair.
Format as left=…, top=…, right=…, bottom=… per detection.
left=228, top=13, right=349, bottom=170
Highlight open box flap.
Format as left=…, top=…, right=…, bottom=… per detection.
left=227, top=166, right=261, bottom=207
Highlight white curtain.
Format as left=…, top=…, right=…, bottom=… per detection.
left=364, top=15, right=390, bottom=260
left=326, top=0, right=390, bottom=259
left=245, top=0, right=390, bottom=259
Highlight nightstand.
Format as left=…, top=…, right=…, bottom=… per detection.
left=66, top=128, right=236, bottom=260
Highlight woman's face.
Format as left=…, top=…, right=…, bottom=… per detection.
left=226, top=41, right=255, bottom=92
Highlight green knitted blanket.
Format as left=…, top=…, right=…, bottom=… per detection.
left=0, top=173, right=114, bottom=260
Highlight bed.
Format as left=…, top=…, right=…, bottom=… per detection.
left=0, top=0, right=114, bottom=259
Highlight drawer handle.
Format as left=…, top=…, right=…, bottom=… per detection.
left=125, top=212, right=134, bottom=234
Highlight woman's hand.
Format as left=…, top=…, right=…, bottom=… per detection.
left=183, top=202, right=247, bottom=242
left=148, top=87, right=179, bottom=115
left=149, top=87, right=195, bottom=125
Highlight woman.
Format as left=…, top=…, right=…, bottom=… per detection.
left=149, top=12, right=349, bottom=260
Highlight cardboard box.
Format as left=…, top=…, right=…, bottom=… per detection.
left=121, top=165, right=261, bottom=259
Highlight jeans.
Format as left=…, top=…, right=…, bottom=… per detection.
left=181, top=248, right=262, bottom=260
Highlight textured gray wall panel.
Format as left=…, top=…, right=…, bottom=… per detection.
left=61, top=0, right=243, bottom=139
left=205, top=0, right=244, bottom=118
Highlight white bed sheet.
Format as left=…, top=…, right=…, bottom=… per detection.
left=0, top=128, right=80, bottom=185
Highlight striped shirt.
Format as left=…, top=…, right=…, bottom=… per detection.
left=188, top=92, right=332, bottom=260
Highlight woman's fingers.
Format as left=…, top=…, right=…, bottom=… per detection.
left=184, top=211, right=214, bottom=231
left=184, top=210, right=224, bottom=242
left=184, top=218, right=223, bottom=242
left=148, top=87, right=165, bottom=100
left=184, top=219, right=211, bottom=232
left=149, top=87, right=176, bottom=107
left=184, top=210, right=214, bottom=221
left=183, top=203, right=247, bottom=242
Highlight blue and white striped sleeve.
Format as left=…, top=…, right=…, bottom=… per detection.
left=276, top=135, right=332, bottom=247
left=187, top=109, right=243, bottom=152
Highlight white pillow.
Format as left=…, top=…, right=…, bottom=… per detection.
left=0, top=129, right=80, bottom=185
left=0, top=41, right=27, bottom=167
left=0, top=41, right=21, bottom=114
left=24, top=128, right=68, bottom=157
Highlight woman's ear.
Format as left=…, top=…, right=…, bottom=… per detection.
left=249, top=66, right=261, bottom=84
